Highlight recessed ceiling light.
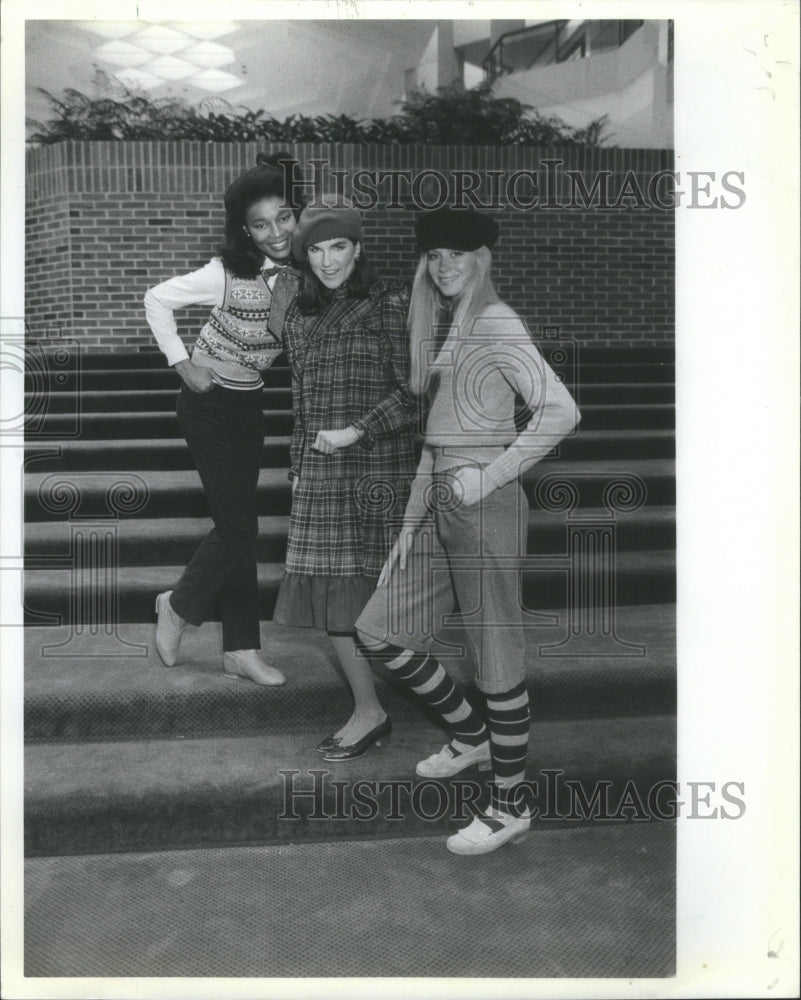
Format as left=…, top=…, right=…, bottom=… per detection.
left=129, top=24, right=193, bottom=55
left=95, top=40, right=153, bottom=68
left=78, top=21, right=141, bottom=40
left=145, top=56, right=199, bottom=81
left=180, top=42, right=235, bottom=69
left=189, top=68, right=243, bottom=92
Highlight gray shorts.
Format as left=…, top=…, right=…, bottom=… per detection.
left=356, top=472, right=529, bottom=695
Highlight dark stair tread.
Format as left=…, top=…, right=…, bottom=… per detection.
left=24, top=713, right=676, bottom=855
left=26, top=362, right=674, bottom=393
left=22, top=553, right=677, bottom=623
left=27, top=383, right=676, bottom=412
left=23, top=460, right=677, bottom=524
left=24, top=429, right=676, bottom=452
left=24, top=506, right=677, bottom=557
left=23, top=429, right=675, bottom=473
left=23, top=550, right=677, bottom=587
left=23, top=824, right=676, bottom=979
left=25, top=715, right=676, bottom=801
left=26, top=403, right=674, bottom=444
left=23, top=608, right=676, bottom=741
left=24, top=457, right=676, bottom=491
left=34, top=346, right=674, bottom=369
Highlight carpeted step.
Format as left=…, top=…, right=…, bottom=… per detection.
left=22, top=547, right=676, bottom=625
left=24, top=823, right=675, bottom=978
left=56, top=345, right=675, bottom=367
left=28, top=382, right=676, bottom=414
left=24, top=436, right=293, bottom=472
left=24, top=712, right=676, bottom=856
left=28, top=409, right=295, bottom=439
left=23, top=428, right=674, bottom=473
left=25, top=360, right=674, bottom=393
left=24, top=506, right=677, bottom=565
left=24, top=460, right=677, bottom=522
left=32, top=387, right=294, bottom=413
left=50, top=349, right=169, bottom=369
left=23, top=607, right=676, bottom=743
left=25, top=364, right=292, bottom=392
left=26, top=402, right=674, bottom=440
left=568, top=381, right=674, bottom=404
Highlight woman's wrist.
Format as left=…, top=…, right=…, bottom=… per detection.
left=348, top=422, right=367, bottom=445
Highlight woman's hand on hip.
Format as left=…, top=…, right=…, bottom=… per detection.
left=378, top=527, right=416, bottom=587
left=174, top=360, right=215, bottom=393
left=452, top=466, right=490, bottom=508
left=312, top=426, right=363, bottom=454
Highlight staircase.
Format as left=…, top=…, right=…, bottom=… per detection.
left=22, top=344, right=677, bottom=977
left=24, top=346, right=676, bottom=623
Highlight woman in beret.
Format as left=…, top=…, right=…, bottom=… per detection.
left=356, top=207, right=581, bottom=854
left=273, top=196, right=416, bottom=760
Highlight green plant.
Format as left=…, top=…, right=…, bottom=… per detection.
left=27, top=77, right=612, bottom=147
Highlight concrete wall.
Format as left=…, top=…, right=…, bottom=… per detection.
left=494, top=22, right=673, bottom=149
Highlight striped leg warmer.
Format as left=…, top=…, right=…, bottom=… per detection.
left=486, top=681, right=531, bottom=816
left=368, top=643, right=487, bottom=746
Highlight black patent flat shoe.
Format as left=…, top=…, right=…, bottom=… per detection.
left=316, top=734, right=341, bottom=754
left=321, top=717, right=392, bottom=762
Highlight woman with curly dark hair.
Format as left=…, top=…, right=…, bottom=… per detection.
left=144, top=152, right=302, bottom=684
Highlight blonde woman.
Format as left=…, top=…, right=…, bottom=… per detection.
left=356, top=208, right=581, bottom=854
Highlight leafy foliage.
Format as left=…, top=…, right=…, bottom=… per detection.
left=27, top=77, right=612, bottom=147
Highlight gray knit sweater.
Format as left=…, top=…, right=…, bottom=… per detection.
left=405, top=302, right=580, bottom=521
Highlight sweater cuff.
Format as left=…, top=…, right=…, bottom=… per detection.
left=166, top=343, right=191, bottom=367
left=402, top=480, right=430, bottom=527
left=351, top=418, right=375, bottom=449
left=483, top=456, right=517, bottom=491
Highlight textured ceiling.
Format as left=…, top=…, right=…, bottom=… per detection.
left=26, top=19, right=439, bottom=130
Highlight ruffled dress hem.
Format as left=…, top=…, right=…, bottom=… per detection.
left=273, top=573, right=379, bottom=632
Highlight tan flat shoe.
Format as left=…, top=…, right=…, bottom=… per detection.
left=223, top=649, right=286, bottom=687
left=155, top=591, right=186, bottom=667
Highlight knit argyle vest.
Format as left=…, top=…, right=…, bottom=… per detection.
left=192, top=268, right=283, bottom=385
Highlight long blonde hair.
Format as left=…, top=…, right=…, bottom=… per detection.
left=408, top=246, right=498, bottom=396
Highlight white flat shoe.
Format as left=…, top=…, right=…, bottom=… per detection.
left=446, top=807, right=530, bottom=856
left=155, top=591, right=186, bottom=666
left=416, top=740, right=491, bottom=778
left=223, top=649, right=285, bottom=687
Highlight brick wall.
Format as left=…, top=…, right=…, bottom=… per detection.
left=25, top=142, right=674, bottom=351
left=25, top=194, right=74, bottom=340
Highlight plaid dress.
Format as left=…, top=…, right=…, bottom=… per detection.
left=273, top=278, right=417, bottom=630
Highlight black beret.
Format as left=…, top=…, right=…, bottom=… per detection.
left=415, top=208, right=500, bottom=252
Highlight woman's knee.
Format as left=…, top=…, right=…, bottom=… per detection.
left=355, top=625, right=386, bottom=651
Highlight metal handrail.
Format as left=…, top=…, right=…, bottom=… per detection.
left=483, top=20, right=644, bottom=83
left=482, top=20, right=568, bottom=82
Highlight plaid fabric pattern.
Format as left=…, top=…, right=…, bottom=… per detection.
left=282, top=278, right=417, bottom=576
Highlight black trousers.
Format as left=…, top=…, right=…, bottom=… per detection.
left=171, top=384, right=264, bottom=651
